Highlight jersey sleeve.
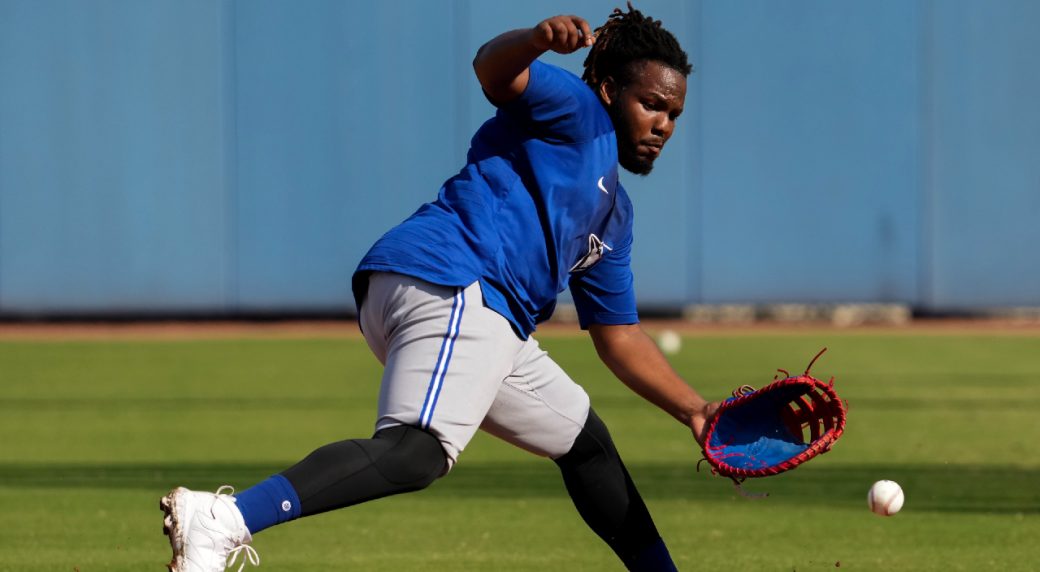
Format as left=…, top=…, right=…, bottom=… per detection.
left=493, top=60, right=607, bottom=143
left=569, top=235, right=639, bottom=329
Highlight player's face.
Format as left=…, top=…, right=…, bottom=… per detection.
left=601, top=60, right=687, bottom=176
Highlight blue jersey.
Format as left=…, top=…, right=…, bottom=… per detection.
left=353, top=61, right=638, bottom=338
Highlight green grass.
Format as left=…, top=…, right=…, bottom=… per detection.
left=1, top=331, right=1039, bottom=571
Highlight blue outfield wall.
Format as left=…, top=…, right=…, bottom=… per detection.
left=0, top=0, right=1037, bottom=316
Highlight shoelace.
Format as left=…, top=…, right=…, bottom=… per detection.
left=227, top=544, right=261, bottom=572
left=212, top=485, right=260, bottom=571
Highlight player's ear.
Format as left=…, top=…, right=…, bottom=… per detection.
left=598, top=76, right=619, bottom=106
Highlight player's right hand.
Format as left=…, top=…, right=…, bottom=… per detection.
left=531, top=15, right=594, bottom=54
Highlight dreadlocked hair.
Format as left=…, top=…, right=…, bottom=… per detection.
left=582, top=2, right=692, bottom=90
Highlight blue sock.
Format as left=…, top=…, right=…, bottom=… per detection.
left=234, top=474, right=302, bottom=534
left=623, top=538, right=677, bottom=572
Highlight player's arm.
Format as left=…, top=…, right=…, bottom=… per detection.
left=473, top=15, right=593, bottom=104
left=589, top=323, right=720, bottom=445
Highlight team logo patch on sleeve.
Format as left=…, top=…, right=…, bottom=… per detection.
left=569, top=233, right=613, bottom=273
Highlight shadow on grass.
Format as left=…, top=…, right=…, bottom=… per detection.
left=1, top=461, right=1036, bottom=515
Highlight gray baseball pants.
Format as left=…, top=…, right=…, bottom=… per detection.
left=359, top=271, right=592, bottom=468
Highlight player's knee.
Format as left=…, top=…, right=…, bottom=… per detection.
left=554, top=408, right=619, bottom=469
left=370, top=425, right=446, bottom=489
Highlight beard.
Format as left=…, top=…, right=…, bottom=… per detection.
left=618, top=143, right=654, bottom=176
left=608, top=102, right=655, bottom=176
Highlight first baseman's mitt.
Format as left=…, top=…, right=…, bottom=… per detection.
left=699, top=348, right=847, bottom=497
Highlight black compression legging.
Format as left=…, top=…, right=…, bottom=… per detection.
left=280, top=424, right=446, bottom=517
left=553, top=409, right=665, bottom=567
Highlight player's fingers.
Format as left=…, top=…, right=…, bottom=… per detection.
left=561, top=21, right=578, bottom=52
left=562, top=16, right=591, bottom=48
left=577, top=18, right=593, bottom=46
left=562, top=18, right=582, bottom=51
left=705, top=401, right=722, bottom=420
left=562, top=16, right=594, bottom=51
left=549, top=19, right=571, bottom=50
left=534, top=21, right=554, bottom=49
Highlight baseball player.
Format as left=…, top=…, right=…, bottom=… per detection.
left=161, top=5, right=719, bottom=571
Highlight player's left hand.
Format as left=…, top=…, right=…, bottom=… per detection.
left=689, top=400, right=721, bottom=447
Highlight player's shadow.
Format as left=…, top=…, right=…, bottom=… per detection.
left=0, top=460, right=1036, bottom=515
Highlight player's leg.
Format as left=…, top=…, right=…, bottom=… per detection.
left=243, top=424, right=446, bottom=527
left=161, top=273, right=522, bottom=571
left=161, top=429, right=446, bottom=572
left=239, top=274, right=523, bottom=521
left=480, top=337, right=676, bottom=572
left=553, top=409, right=676, bottom=571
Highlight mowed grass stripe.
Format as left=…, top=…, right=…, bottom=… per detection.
left=5, top=392, right=1040, bottom=411
left=0, top=460, right=1037, bottom=514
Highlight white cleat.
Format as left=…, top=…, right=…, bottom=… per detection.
left=160, top=486, right=259, bottom=572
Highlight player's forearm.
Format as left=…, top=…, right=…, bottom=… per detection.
left=589, top=324, right=708, bottom=428
left=472, top=28, right=544, bottom=103
left=474, top=15, right=593, bottom=103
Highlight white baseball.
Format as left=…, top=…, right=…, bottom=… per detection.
left=868, top=480, right=904, bottom=516
left=656, top=329, right=682, bottom=354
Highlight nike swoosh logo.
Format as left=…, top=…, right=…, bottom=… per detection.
left=597, top=176, right=609, bottom=194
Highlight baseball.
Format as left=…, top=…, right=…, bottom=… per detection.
left=656, top=329, right=682, bottom=354
left=868, top=480, right=904, bottom=516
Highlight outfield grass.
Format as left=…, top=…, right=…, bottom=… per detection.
left=1, top=329, right=1038, bottom=571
